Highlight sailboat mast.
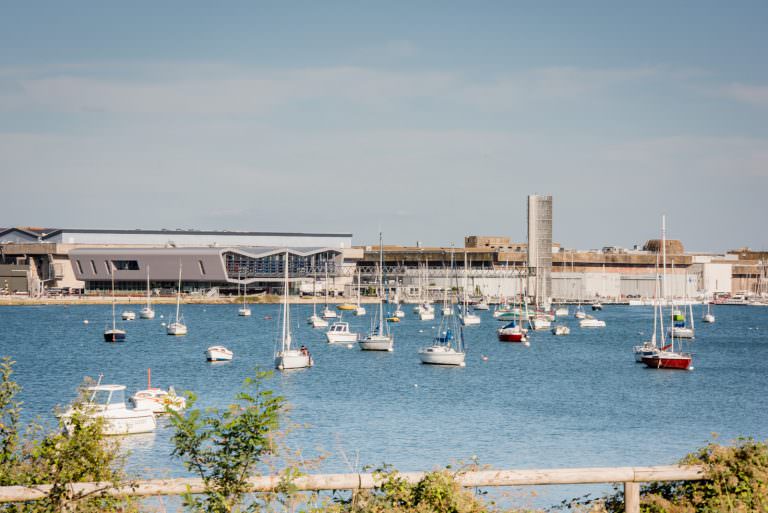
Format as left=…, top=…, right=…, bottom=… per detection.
left=463, top=251, right=468, bottom=315
left=378, top=232, right=384, bottom=336
left=146, top=265, right=151, bottom=308
left=175, top=262, right=182, bottom=322
left=283, top=250, right=290, bottom=347
left=111, top=262, right=116, bottom=330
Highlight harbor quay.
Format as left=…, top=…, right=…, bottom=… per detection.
left=1, top=226, right=766, bottom=305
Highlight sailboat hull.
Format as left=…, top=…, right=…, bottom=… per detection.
left=498, top=332, right=526, bottom=342
left=358, top=334, right=394, bottom=351
left=139, top=308, right=155, bottom=319
left=275, top=350, right=313, bottom=370
left=418, top=346, right=466, bottom=366
left=641, top=352, right=692, bottom=370
left=667, top=327, right=694, bottom=339
left=166, top=323, right=187, bottom=336
left=103, top=330, right=126, bottom=342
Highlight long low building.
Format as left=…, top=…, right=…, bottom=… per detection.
left=69, top=246, right=344, bottom=293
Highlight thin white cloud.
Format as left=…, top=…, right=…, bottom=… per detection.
left=719, top=82, right=768, bottom=107
left=0, top=62, right=661, bottom=116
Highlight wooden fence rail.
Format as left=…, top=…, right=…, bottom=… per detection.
left=0, top=464, right=706, bottom=513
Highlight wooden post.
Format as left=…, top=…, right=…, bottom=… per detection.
left=624, top=481, right=639, bottom=513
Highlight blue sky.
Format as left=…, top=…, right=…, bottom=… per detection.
left=1, top=1, right=766, bottom=251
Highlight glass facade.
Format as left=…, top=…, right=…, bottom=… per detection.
left=224, top=251, right=338, bottom=279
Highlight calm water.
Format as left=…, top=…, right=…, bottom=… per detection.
left=1, top=303, right=767, bottom=504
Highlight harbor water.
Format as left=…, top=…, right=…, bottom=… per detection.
left=1, top=303, right=767, bottom=506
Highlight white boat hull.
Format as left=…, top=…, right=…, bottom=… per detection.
left=358, top=334, right=394, bottom=351
left=354, top=307, right=366, bottom=316
left=579, top=319, right=606, bottom=328
left=166, top=322, right=188, bottom=336
left=667, top=327, right=695, bottom=339
left=275, top=350, right=313, bottom=370
left=205, top=346, right=233, bottom=361
left=702, top=314, right=715, bottom=323
left=460, top=314, right=481, bottom=326
left=121, top=311, right=136, bottom=321
left=326, top=332, right=358, bottom=343
left=419, top=311, right=435, bottom=321
left=139, top=307, right=155, bottom=319
left=530, top=318, right=551, bottom=330
left=308, top=315, right=329, bottom=328
left=418, top=346, right=466, bottom=366
left=238, top=308, right=252, bottom=317
left=62, top=409, right=156, bottom=436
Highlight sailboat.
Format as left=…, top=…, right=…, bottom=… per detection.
left=667, top=285, right=694, bottom=338
left=419, top=252, right=466, bottom=365
left=459, top=252, right=480, bottom=326
left=441, top=285, right=453, bottom=316
left=139, top=266, right=155, bottom=319
left=321, top=262, right=337, bottom=319
left=166, top=263, right=187, bottom=336
left=275, top=250, right=313, bottom=370
left=307, top=268, right=328, bottom=328
left=128, top=368, right=186, bottom=414
left=103, top=263, right=126, bottom=342
left=702, top=300, right=715, bottom=323
left=418, top=262, right=436, bottom=321
left=354, top=269, right=366, bottom=316
left=641, top=215, right=693, bottom=370
left=238, top=277, right=252, bottom=317
left=359, top=233, right=395, bottom=351
left=634, top=271, right=662, bottom=362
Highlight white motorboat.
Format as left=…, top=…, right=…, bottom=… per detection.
left=591, top=302, right=603, bottom=311
left=61, top=383, right=156, bottom=436
left=205, top=345, right=234, bottom=361
left=552, top=325, right=570, bottom=336
left=555, top=306, right=569, bottom=317
left=140, top=266, right=155, bottom=319
left=275, top=250, right=313, bottom=370
left=167, top=263, right=187, bottom=336
left=326, top=321, right=359, bottom=343
left=128, top=369, right=186, bottom=414
left=529, top=316, right=551, bottom=331
left=359, top=233, right=395, bottom=352
left=579, top=316, right=606, bottom=328
left=121, top=310, right=136, bottom=321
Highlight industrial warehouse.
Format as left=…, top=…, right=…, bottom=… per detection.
left=1, top=197, right=766, bottom=302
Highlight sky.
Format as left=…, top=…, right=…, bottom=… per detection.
left=1, top=1, right=767, bottom=251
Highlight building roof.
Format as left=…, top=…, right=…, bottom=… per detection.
left=1, top=227, right=351, bottom=240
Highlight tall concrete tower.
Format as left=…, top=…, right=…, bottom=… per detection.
left=527, top=194, right=552, bottom=306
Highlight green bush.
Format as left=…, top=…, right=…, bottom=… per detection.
left=168, top=369, right=285, bottom=513
left=0, top=357, right=133, bottom=513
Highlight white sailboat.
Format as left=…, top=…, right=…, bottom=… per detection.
left=121, top=309, right=136, bottom=321
left=321, top=262, right=337, bottom=319
left=354, top=269, right=366, bottom=316
left=702, top=300, right=715, bottom=323
left=166, top=263, right=187, bottom=336
left=103, top=263, right=126, bottom=342
left=275, top=250, right=314, bottom=370
left=419, top=251, right=466, bottom=365
left=139, top=266, right=155, bottom=319
left=459, top=252, right=480, bottom=326
left=238, top=277, right=252, bottom=317
left=359, top=233, right=395, bottom=352
left=307, top=268, right=328, bottom=327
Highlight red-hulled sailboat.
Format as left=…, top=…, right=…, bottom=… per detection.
left=641, top=215, right=693, bottom=371
left=497, top=320, right=527, bottom=342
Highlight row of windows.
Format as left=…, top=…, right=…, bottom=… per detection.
left=76, top=259, right=205, bottom=275
left=224, top=252, right=338, bottom=279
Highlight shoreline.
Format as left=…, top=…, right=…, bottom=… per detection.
left=0, top=296, right=383, bottom=306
